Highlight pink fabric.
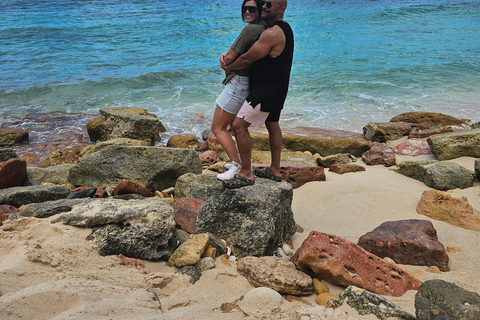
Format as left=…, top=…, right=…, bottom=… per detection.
left=236, top=101, right=269, bottom=126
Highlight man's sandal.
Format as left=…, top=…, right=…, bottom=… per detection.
left=253, top=167, right=283, bottom=182
left=222, top=174, right=255, bottom=189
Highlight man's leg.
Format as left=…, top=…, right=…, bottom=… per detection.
left=265, top=121, right=282, bottom=177
left=231, top=117, right=254, bottom=180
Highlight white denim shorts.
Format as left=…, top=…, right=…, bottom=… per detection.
left=215, top=75, right=250, bottom=114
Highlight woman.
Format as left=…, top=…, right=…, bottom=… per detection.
left=212, top=0, right=265, bottom=181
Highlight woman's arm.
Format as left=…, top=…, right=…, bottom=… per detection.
left=220, top=48, right=240, bottom=70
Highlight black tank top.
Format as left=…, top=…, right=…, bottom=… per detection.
left=249, top=20, right=294, bottom=87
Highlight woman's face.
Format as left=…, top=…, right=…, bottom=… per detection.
left=243, top=1, right=260, bottom=24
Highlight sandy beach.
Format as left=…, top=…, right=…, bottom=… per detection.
left=1, top=144, right=479, bottom=319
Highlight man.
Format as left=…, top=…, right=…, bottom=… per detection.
left=221, top=0, right=294, bottom=188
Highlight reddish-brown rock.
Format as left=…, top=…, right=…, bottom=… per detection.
left=253, top=163, right=325, bottom=189
left=173, top=198, right=205, bottom=234
left=362, top=142, right=396, bottom=167
left=93, top=186, right=108, bottom=198
left=199, top=150, right=219, bottom=165
left=358, top=219, right=449, bottom=272
left=329, top=164, right=366, bottom=174
left=38, top=145, right=87, bottom=167
left=393, top=138, right=433, bottom=157
left=416, top=190, right=480, bottom=231
left=408, top=126, right=459, bottom=139
left=390, top=112, right=465, bottom=130
left=0, top=158, right=27, bottom=189
left=112, top=179, right=154, bottom=197
left=291, top=231, right=422, bottom=297
left=363, top=122, right=418, bottom=142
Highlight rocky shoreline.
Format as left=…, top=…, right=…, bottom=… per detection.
left=1, top=107, right=480, bottom=319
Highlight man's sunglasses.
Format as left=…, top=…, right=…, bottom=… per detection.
left=261, top=1, right=285, bottom=9
left=242, top=6, right=257, bottom=13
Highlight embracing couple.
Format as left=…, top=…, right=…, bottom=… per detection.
left=211, top=0, right=294, bottom=189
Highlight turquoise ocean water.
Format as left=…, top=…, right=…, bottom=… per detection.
left=1, top=0, right=479, bottom=139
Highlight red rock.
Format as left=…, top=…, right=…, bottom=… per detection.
left=285, top=295, right=312, bottom=305
left=394, top=138, right=433, bottom=157
left=112, top=179, right=154, bottom=197
left=291, top=231, right=422, bottom=297
left=93, top=186, right=108, bottom=198
left=329, top=164, right=366, bottom=174
left=253, top=163, right=326, bottom=189
left=362, top=142, right=396, bottom=167
left=358, top=219, right=449, bottom=272
left=173, top=198, right=205, bottom=234
left=408, top=126, right=457, bottom=139
left=199, top=150, right=219, bottom=165
left=0, top=158, right=27, bottom=189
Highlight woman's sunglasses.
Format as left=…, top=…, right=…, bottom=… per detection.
left=242, top=6, right=257, bottom=13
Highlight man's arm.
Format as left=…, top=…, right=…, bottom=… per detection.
left=224, top=26, right=284, bottom=75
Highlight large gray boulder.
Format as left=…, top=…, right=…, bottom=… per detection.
left=68, top=145, right=202, bottom=192
left=54, top=198, right=176, bottom=260
left=25, top=164, right=74, bottom=186
left=0, top=185, right=70, bottom=207
left=196, top=178, right=296, bottom=258
left=415, top=279, right=480, bottom=320
left=427, top=129, right=480, bottom=160
left=86, top=107, right=165, bottom=145
left=174, top=173, right=224, bottom=201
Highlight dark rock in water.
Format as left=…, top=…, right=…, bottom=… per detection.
left=358, top=219, right=449, bottom=272
left=20, top=198, right=94, bottom=218
left=54, top=198, right=176, bottom=260
left=68, top=145, right=201, bottom=192
left=176, top=266, right=201, bottom=284
left=0, top=158, right=27, bottom=189
left=67, top=187, right=96, bottom=199
left=196, top=178, right=296, bottom=258
left=0, top=185, right=71, bottom=207
left=0, top=129, right=29, bottom=146
left=415, top=279, right=480, bottom=320
left=328, top=285, right=416, bottom=320
left=0, top=148, right=18, bottom=162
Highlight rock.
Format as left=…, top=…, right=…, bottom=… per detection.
left=198, top=150, right=219, bottom=165
left=201, top=129, right=224, bottom=154
left=291, top=231, right=422, bottom=297
left=238, top=287, right=283, bottom=317
left=68, top=145, right=202, bottom=191
left=87, top=107, right=164, bottom=145
left=38, top=145, right=86, bottom=167
left=363, top=122, right=417, bottom=142
left=476, top=159, right=480, bottom=181
left=394, top=138, right=434, bottom=157
left=313, top=278, right=329, bottom=295
left=174, top=173, right=224, bottom=201
left=329, top=163, right=365, bottom=174
left=67, top=187, right=96, bottom=199
left=167, top=134, right=207, bottom=152
left=253, top=163, right=326, bottom=189
left=195, top=257, right=215, bottom=272
left=250, top=127, right=371, bottom=157
left=176, top=266, right=202, bottom=284
left=237, top=256, right=313, bottom=295
left=316, top=293, right=337, bottom=307
left=196, top=179, right=296, bottom=258
left=408, top=126, right=457, bottom=139
left=80, top=138, right=151, bottom=157
left=0, top=158, right=27, bottom=189
left=415, top=279, right=480, bottom=320
left=362, top=142, right=396, bottom=166
left=316, top=153, right=355, bottom=168
left=202, top=246, right=216, bottom=259
left=93, top=186, right=108, bottom=198
left=427, top=129, right=480, bottom=160
left=0, top=148, right=18, bottom=162
left=173, top=198, right=204, bottom=234
left=0, top=185, right=71, bottom=207
left=358, top=219, right=449, bottom=271
left=0, top=129, right=29, bottom=146
left=19, top=198, right=94, bottom=218
left=167, top=233, right=210, bottom=268
left=393, top=159, right=438, bottom=181
left=423, top=162, right=474, bottom=190
left=25, top=164, right=74, bottom=186
left=416, top=190, right=480, bottom=231
left=206, top=232, right=228, bottom=257
left=112, top=179, right=154, bottom=197
left=390, top=112, right=466, bottom=130
left=54, top=198, right=176, bottom=260
left=0, top=204, right=19, bottom=224
left=328, top=285, right=416, bottom=320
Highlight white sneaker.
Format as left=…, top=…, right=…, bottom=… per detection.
left=225, top=161, right=253, bottom=171
left=217, top=161, right=241, bottom=181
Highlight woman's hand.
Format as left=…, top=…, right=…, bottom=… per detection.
left=220, top=53, right=228, bottom=70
